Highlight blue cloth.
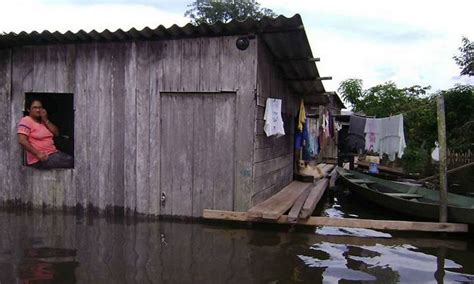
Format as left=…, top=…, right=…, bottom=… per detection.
left=295, top=118, right=310, bottom=150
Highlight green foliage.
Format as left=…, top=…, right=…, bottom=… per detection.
left=453, top=37, right=474, bottom=77
left=185, top=0, right=277, bottom=25
left=338, top=78, right=363, bottom=107
left=442, top=85, right=474, bottom=149
left=339, top=78, right=474, bottom=173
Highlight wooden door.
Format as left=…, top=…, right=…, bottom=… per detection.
left=160, top=93, right=236, bottom=217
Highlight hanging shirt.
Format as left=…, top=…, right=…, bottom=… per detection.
left=364, top=118, right=381, bottom=152
left=348, top=115, right=367, bottom=152
left=297, top=100, right=306, bottom=132
left=378, top=114, right=406, bottom=161
left=263, top=98, right=285, bottom=137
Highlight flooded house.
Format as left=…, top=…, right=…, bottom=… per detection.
left=0, top=15, right=337, bottom=217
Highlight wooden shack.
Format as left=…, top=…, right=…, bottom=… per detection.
left=0, top=15, right=331, bottom=217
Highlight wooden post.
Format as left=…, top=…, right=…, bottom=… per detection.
left=437, top=95, right=448, bottom=223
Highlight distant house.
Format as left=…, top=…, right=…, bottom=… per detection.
left=0, top=15, right=338, bottom=217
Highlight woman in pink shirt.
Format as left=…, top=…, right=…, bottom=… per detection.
left=17, top=98, right=73, bottom=169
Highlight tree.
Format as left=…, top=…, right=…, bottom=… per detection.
left=442, top=85, right=474, bottom=149
left=339, top=79, right=436, bottom=172
left=185, top=0, right=277, bottom=25
left=337, top=78, right=363, bottom=107
left=453, top=37, right=474, bottom=77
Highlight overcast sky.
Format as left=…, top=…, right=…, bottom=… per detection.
left=2, top=0, right=473, bottom=92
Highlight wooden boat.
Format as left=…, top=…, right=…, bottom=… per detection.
left=337, top=168, right=474, bottom=224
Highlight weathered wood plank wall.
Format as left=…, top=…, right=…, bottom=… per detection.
left=252, top=39, right=299, bottom=205
left=0, top=35, right=257, bottom=216
left=0, top=49, right=12, bottom=202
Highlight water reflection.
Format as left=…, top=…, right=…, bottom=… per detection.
left=0, top=210, right=473, bottom=283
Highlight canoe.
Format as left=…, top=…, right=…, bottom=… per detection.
left=337, top=168, right=474, bottom=224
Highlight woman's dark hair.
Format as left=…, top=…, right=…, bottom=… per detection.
left=25, top=97, right=42, bottom=110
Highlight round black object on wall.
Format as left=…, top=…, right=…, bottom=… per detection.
left=236, top=37, right=250, bottom=50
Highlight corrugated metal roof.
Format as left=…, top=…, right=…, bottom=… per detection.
left=0, top=14, right=326, bottom=94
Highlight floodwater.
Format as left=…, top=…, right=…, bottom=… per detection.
left=1, top=187, right=473, bottom=283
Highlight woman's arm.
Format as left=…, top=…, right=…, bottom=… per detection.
left=43, top=120, right=59, bottom=136
left=18, top=134, right=48, bottom=161
left=41, top=109, right=59, bottom=136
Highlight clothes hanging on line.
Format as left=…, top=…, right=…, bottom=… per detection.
left=378, top=114, right=406, bottom=161
left=263, top=98, right=285, bottom=137
left=297, top=100, right=306, bottom=132
left=348, top=115, right=367, bottom=152
left=364, top=118, right=381, bottom=152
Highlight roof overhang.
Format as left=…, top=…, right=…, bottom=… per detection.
left=0, top=14, right=327, bottom=94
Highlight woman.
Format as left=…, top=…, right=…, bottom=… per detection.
left=17, top=98, right=73, bottom=169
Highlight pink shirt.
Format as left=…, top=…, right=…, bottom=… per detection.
left=17, top=116, right=57, bottom=165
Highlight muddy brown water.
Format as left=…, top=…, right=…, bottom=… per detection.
left=0, top=186, right=473, bottom=283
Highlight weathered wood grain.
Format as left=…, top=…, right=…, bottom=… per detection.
left=148, top=41, right=163, bottom=216
left=136, top=42, right=151, bottom=214
left=10, top=47, right=34, bottom=202
left=124, top=42, right=138, bottom=212
left=1, top=34, right=265, bottom=217
left=252, top=37, right=299, bottom=203
left=191, top=95, right=216, bottom=217
left=287, top=187, right=311, bottom=223
left=199, top=37, right=222, bottom=92
left=0, top=49, right=12, bottom=201
left=300, top=178, right=329, bottom=218
left=88, top=43, right=100, bottom=210
left=247, top=181, right=311, bottom=219
left=97, top=43, right=114, bottom=210
left=110, top=43, right=126, bottom=210
left=73, top=44, right=90, bottom=207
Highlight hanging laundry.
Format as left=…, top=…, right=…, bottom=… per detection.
left=297, top=100, right=306, bottom=132
left=263, top=98, right=285, bottom=137
left=364, top=118, right=381, bottom=152
left=378, top=114, right=406, bottom=161
left=295, top=118, right=309, bottom=151
left=328, top=111, right=334, bottom=138
left=348, top=115, right=367, bottom=152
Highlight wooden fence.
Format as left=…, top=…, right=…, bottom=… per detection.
left=447, top=149, right=473, bottom=165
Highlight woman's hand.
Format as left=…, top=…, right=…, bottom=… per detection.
left=37, top=152, right=48, bottom=162
left=40, top=109, right=48, bottom=122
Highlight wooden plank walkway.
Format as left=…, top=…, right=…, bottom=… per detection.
left=300, top=179, right=329, bottom=218
left=203, top=210, right=469, bottom=233
left=287, top=188, right=311, bottom=223
left=247, top=181, right=312, bottom=219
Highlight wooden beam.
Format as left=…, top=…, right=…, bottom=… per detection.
left=247, top=181, right=311, bottom=219
left=419, top=161, right=474, bottom=182
left=287, top=188, right=311, bottom=223
left=202, top=210, right=469, bottom=233
left=202, top=227, right=468, bottom=250
left=285, top=76, right=332, bottom=81
left=275, top=57, right=320, bottom=63
left=437, top=95, right=448, bottom=223
left=300, top=179, right=329, bottom=218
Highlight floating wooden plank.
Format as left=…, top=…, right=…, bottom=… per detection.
left=300, top=179, right=329, bottom=218
left=247, top=181, right=311, bottom=220
left=202, top=210, right=469, bottom=233
left=287, top=188, right=311, bottom=223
